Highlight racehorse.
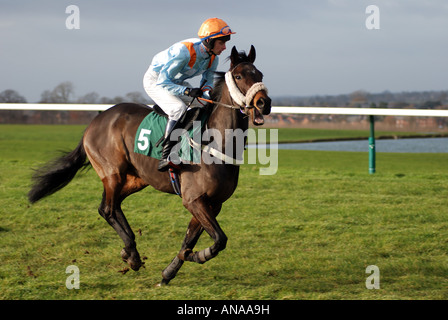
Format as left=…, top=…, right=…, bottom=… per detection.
left=28, top=46, right=271, bottom=285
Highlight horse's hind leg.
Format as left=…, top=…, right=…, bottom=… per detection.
left=98, top=174, right=143, bottom=271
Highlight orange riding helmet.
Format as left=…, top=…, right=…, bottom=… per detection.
left=198, top=18, right=235, bottom=48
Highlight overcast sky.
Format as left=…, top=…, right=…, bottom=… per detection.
left=1, top=0, right=447, bottom=102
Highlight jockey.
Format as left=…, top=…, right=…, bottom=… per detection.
left=143, top=18, right=235, bottom=172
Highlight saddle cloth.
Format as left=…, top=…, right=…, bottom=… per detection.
left=133, top=106, right=209, bottom=164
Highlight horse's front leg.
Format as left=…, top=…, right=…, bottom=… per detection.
left=160, top=216, right=204, bottom=286
left=180, top=194, right=227, bottom=264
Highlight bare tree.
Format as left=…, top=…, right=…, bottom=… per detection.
left=350, top=90, right=370, bottom=107
left=40, top=90, right=52, bottom=103
left=125, top=91, right=151, bottom=104
left=77, top=91, right=100, bottom=104
left=0, top=89, right=28, bottom=124
left=52, top=81, right=74, bottom=103
left=99, top=96, right=114, bottom=104
left=0, top=89, right=27, bottom=103
left=39, top=81, right=74, bottom=103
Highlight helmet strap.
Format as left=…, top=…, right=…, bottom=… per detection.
left=202, top=39, right=217, bottom=56
left=202, top=35, right=231, bottom=56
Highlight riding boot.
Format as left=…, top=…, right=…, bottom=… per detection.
left=158, top=119, right=179, bottom=172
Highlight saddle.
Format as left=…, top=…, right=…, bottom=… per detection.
left=152, top=104, right=205, bottom=148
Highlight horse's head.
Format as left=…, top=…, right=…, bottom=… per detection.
left=227, top=46, right=272, bottom=126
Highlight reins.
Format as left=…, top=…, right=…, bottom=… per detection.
left=198, top=97, right=241, bottom=110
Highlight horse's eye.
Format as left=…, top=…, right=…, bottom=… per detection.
left=235, top=75, right=242, bottom=80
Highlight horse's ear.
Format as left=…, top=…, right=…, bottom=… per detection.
left=248, top=45, right=256, bottom=63
left=230, top=46, right=239, bottom=68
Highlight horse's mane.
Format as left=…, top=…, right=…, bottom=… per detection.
left=210, top=72, right=226, bottom=102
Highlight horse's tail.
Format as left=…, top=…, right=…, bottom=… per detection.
left=28, top=138, right=90, bottom=204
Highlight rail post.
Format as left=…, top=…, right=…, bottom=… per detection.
left=368, top=115, right=376, bottom=174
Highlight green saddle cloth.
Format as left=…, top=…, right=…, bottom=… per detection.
left=133, top=109, right=208, bottom=164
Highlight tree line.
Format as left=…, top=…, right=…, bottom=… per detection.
left=275, top=89, right=448, bottom=110
left=1, top=82, right=447, bottom=127
left=0, top=81, right=153, bottom=105
left=1, top=82, right=447, bottom=110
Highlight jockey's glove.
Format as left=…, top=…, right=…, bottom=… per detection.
left=184, top=87, right=203, bottom=98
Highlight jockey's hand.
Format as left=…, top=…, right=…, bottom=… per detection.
left=184, top=87, right=203, bottom=98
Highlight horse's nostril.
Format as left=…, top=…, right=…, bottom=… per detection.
left=258, top=97, right=271, bottom=115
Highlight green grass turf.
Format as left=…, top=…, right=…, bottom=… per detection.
left=0, top=124, right=447, bottom=299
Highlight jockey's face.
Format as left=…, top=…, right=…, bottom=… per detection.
left=212, top=39, right=227, bottom=55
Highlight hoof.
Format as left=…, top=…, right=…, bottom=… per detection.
left=158, top=278, right=170, bottom=287
left=129, top=258, right=143, bottom=271
left=120, top=248, right=143, bottom=271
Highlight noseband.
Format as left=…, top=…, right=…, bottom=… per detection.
left=225, top=70, right=268, bottom=111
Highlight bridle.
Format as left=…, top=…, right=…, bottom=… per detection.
left=198, top=64, right=268, bottom=115
left=188, top=64, right=269, bottom=165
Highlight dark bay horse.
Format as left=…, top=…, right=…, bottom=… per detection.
left=28, top=46, right=271, bottom=285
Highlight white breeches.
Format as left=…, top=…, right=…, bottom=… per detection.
left=143, top=70, right=203, bottom=121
